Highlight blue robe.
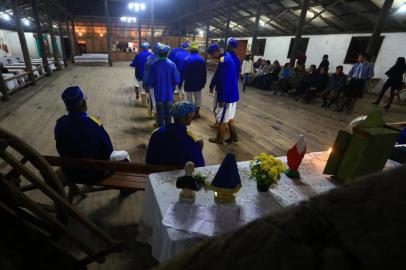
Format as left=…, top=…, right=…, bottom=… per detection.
left=174, top=49, right=190, bottom=86
left=227, top=51, right=241, bottom=80
left=168, top=48, right=182, bottom=63
left=54, top=111, right=113, bottom=182
left=210, top=54, right=239, bottom=103
left=181, top=52, right=207, bottom=92
left=147, top=58, right=180, bottom=102
left=146, top=123, right=205, bottom=167
left=143, top=54, right=158, bottom=89
left=130, top=49, right=153, bottom=81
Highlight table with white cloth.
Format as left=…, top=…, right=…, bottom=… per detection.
left=138, top=152, right=399, bottom=263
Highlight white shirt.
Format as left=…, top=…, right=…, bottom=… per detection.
left=241, top=59, right=254, bottom=74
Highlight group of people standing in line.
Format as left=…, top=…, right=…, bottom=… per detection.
left=241, top=53, right=406, bottom=112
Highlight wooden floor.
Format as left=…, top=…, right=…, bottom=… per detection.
left=1, top=62, right=405, bottom=270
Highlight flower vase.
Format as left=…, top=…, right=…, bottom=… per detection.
left=256, top=182, right=271, bottom=192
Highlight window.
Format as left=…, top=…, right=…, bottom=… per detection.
left=253, top=39, right=266, bottom=56
left=287, top=37, right=309, bottom=58
left=344, top=36, right=384, bottom=64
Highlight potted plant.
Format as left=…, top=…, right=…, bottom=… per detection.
left=249, top=153, right=286, bottom=192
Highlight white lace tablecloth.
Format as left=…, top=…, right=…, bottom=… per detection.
left=138, top=152, right=399, bottom=263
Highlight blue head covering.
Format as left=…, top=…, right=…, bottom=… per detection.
left=141, top=42, right=150, bottom=49
left=170, top=101, right=196, bottom=118
left=153, top=42, right=163, bottom=53
left=227, top=38, right=238, bottom=48
left=181, top=42, right=190, bottom=49
left=62, top=86, right=84, bottom=111
left=207, top=43, right=220, bottom=54
left=211, top=153, right=241, bottom=189
left=156, top=44, right=171, bottom=54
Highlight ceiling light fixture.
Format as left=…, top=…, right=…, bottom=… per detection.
left=128, top=2, right=146, bottom=12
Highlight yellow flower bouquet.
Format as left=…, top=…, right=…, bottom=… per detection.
left=249, top=153, right=286, bottom=192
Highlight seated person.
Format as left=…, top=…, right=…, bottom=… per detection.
left=320, top=66, right=347, bottom=108
left=289, top=64, right=307, bottom=97
left=294, top=64, right=317, bottom=100
left=277, top=63, right=294, bottom=95
left=146, top=101, right=205, bottom=167
left=54, top=86, right=130, bottom=183
left=257, top=60, right=281, bottom=91
left=251, top=60, right=271, bottom=88
left=300, top=66, right=329, bottom=102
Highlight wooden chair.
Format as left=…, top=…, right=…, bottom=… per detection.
left=43, top=156, right=181, bottom=204
left=0, top=127, right=124, bottom=268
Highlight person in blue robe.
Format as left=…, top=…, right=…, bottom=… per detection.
left=146, top=101, right=205, bottom=167
left=174, top=42, right=190, bottom=83
left=143, top=43, right=162, bottom=126
left=180, top=41, right=206, bottom=118
left=147, top=44, right=181, bottom=127
left=208, top=43, right=240, bottom=144
left=130, top=42, right=152, bottom=103
left=54, top=86, right=129, bottom=183
left=226, top=38, right=241, bottom=81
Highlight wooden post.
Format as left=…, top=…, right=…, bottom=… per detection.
left=151, top=0, right=155, bottom=44
left=138, top=22, right=142, bottom=51
left=290, top=0, right=309, bottom=66
left=11, top=0, right=35, bottom=84
left=58, top=22, right=68, bottom=67
left=31, top=0, right=51, bottom=76
left=224, top=1, right=231, bottom=49
left=66, top=20, right=75, bottom=62
left=150, top=0, right=155, bottom=44
left=178, top=24, right=182, bottom=47
left=104, top=0, right=113, bottom=66
left=367, top=0, right=394, bottom=60
left=47, top=0, right=61, bottom=70
left=251, top=0, right=262, bottom=55
left=0, top=69, right=9, bottom=101
left=71, top=20, right=79, bottom=56
left=205, top=15, right=210, bottom=60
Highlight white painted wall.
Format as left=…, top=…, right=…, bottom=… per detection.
left=236, top=32, right=406, bottom=81
left=2, top=30, right=40, bottom=60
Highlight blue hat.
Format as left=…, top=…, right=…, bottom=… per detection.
left=181, top=42, right=190, bottom=49
left=153, top=42, right=162, bottom=53
left=170, top=101, right=196, bottom=118
left=227, top=38, right=238, bottom=48
left=141, top=42, right=150, bottom=49
left=207, top=43, right=220, bottom=54
left=156, top=44, right=170, bottom=54
left=62, top=86, right=84, bottom=111
left=211, top=153, right=241, bottom=189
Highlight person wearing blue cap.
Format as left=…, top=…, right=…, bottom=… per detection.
left=143, top=43, right=162, bottom=127
left=174, top=42, right=190, bottom=100
left=130, top=41, right=152, bottom=106
left=208, top=43, right=240, bottom=144
left=54, top=86, right=130, bottom=183
left=226, top=38, right=241, bottom=81
left=146, top=101, right=205, bottom=167
left=180, top=41, right=206, bottom=118
left=147, top=44, right=181, bottom=127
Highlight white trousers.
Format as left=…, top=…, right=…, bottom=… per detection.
left=147, top=88, right=157, bottom=113
left=215, top=102, right=237, bottom=123
left=185, top=91, right=202, bottom=107
left=110, top=150, right=130, bottom=161
left=134, top=79, right=146, bottom=94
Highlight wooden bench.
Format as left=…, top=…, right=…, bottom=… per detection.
left=43, top=156, right=181, bottom=203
